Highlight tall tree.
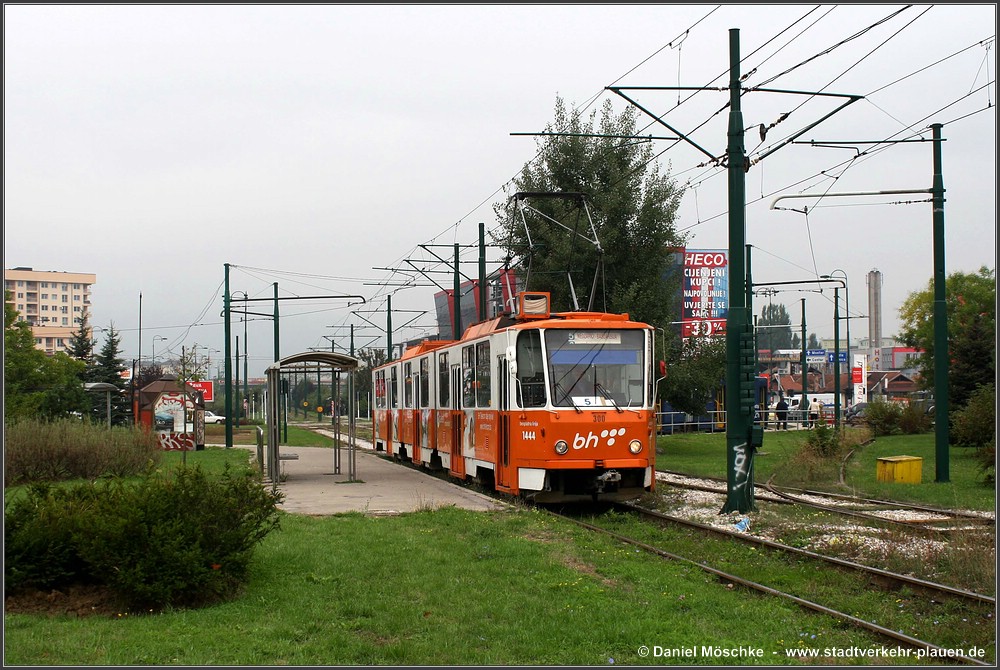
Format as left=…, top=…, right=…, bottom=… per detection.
left=898, top=266, right=996, bottom=408
left=91, top=324, right=131, bottom=425
left=4, top=292, right=88, bottom=419
left=660, top=334, right=727, bottom=416
left=352, top=347, right=388, bottom=411
left=757, top=302, right=793, bottom=352
left=67, top=315, right=95, bottom=365
left=495, top=97, right=686, bottom=327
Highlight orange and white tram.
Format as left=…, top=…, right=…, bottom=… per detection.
left=371, top=292, right=656, bottom=502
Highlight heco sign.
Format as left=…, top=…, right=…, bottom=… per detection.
left=186, top=380, right=214, bottom=403
left=673, top=248, right=729, bottom=338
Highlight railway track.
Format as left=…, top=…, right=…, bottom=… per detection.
left=615, top=500, right=996, bottom=608
left=550, top=506, right=994, bottom=666
left=659, top=470, right=995, bottom=534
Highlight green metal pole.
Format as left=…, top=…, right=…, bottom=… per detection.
left=722, top=28, right=756, bottom=514
left=833, top=286, right=841, bottom=430
left=387, top=294, right=393, bottom=361
left=931, top=123, right=949, bottom=482
left=479, top=222, right=487, bottom=322
left=273, top=283, right=279, bottom=363
left=235, top=335, right=241, bottom=428
left=801, top=298, right=807, bottom=417
left=274, top=283, right=285, bottom=442
left=454, top=243, right=463, bottom=339
left=224, top=264, right=233, bottom=449
left=330, top=336, right=337, bottom=426
left=243, top=314, right=248, bottom=423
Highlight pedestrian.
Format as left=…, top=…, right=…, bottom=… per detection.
left=776, top=396, right=789, bottom=430
left=809, top=397, right=823, bottom=427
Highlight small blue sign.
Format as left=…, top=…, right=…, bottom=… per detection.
left=807, top=349, right=826, bottom=356
left=827, top=352, right=848, bottom=363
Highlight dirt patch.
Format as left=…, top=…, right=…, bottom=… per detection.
left=5, top=584, right=135, bottom=618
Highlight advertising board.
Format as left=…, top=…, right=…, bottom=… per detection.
left=187, top=380, right=214, bottom=403
left=667, top=248, right=729, bottom=338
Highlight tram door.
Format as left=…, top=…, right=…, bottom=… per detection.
left=448, top=365, right=466, bottom=479
left=411, top=372, right=422, bottom=465
left=496, top=355, right=512, bottom=490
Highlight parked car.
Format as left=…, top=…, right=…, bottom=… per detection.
left=844, top=402, right=868, bottom=426
left=203, top=410, right=226, bottom=424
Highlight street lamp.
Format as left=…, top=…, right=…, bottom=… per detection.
left=152, top=336, right=167, bottom=365
left=822, top=270, right=850, bottom=408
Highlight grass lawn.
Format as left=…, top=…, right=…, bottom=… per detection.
left=3, top=507, right=951, bottom=666
left=4, top=427, right=993, bottom=665
left=656, top=428, right=994, bottom=511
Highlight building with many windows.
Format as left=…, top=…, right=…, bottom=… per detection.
left=4, top=267, right=96, bottom=355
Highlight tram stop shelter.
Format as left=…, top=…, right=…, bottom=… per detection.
left=265, top=351, right=359, bottom=484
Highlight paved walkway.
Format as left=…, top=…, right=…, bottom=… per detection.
left=235, top=435, right=507, bottom=516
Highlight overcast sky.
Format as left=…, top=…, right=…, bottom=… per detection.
left=5, top=4, right=996, bottom=378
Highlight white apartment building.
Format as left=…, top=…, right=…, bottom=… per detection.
left=4, top=267, right=96, bottom=355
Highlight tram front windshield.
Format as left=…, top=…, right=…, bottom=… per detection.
left=544, top=329, right=646, bottom=408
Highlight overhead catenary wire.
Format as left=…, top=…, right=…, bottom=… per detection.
left=206, top=8, right=992, bottom=364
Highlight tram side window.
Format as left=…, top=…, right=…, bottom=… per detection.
left=419, top=357, right=430, bottom=409
left=462, top=345, right=475, bottom=408
left=404, top=362, right=414, bottom=408
left=390, top=366, right=398, bottom=408
left=476, top=341, right=491, bottom=407
left=375, top=370, right=385, bottom=409
left=516, top=330, right=546, bottom=407
left=438, top=352, right=449, bottom=407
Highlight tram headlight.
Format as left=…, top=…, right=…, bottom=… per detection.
left=629, top=439, right=643, bottom=454
left=554, top=440, right=569, bottom=455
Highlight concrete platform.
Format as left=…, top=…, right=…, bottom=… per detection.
left=265, top=443, right=507, bottom=516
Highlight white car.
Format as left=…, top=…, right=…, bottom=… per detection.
left=203, top=410, right=226, bottom=424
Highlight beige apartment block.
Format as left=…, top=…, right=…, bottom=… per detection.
left=4, top=267, right=96, bottom=355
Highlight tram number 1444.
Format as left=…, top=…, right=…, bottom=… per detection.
left=522, top=431, right=537, bottom=441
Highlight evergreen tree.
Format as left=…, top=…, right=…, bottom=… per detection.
left=495, top=97, right=686, bottom=327
left=67, top=316, right=95, bottom=364
left=91, top=324, right=131, bottom=425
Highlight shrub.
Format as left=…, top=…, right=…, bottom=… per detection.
left=976, top=439, right=996, bottom=486
left=3, top=418, right=161, bottom=486
left=898, top=402, right=932, bottom=434
left=951, top=384, right=996, bottom=449
left=4, top=464, right=283, bottom=610
left=862, top=398, right=903, bottom=436
left=804, top=420, right=841, bottom=457
left=4, top=483, right=103, bottom=590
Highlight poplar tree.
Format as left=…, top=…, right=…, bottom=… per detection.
left=495, top=97, right=686, bottom=327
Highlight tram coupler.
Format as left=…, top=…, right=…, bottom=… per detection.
left=594, top=469, right=622, bottom=493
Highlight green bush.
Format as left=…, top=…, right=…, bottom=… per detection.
left=4, top=483, right=102, bottom=590
left=3, top=418, right=161, bottom=486
left=862, top=398, right=903, bottom=436
left=804, top=420, right=841, bottom=457
left=951, top=384, right=996, bottom=449
left=898, top=402, right=932, bottom=434
left=4, top=464, right=283, bottom=610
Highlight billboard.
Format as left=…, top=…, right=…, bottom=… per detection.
left=187, top=380, right=214, bottom=403
left=852, top=353, right=868, bottom=405
left=667, top=248, right=729, bottom=338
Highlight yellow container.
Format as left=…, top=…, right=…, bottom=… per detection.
left=876, top=456, right=923, bottom=484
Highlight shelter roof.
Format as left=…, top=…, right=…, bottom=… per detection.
left=268, top=351, right=359, bottom=372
